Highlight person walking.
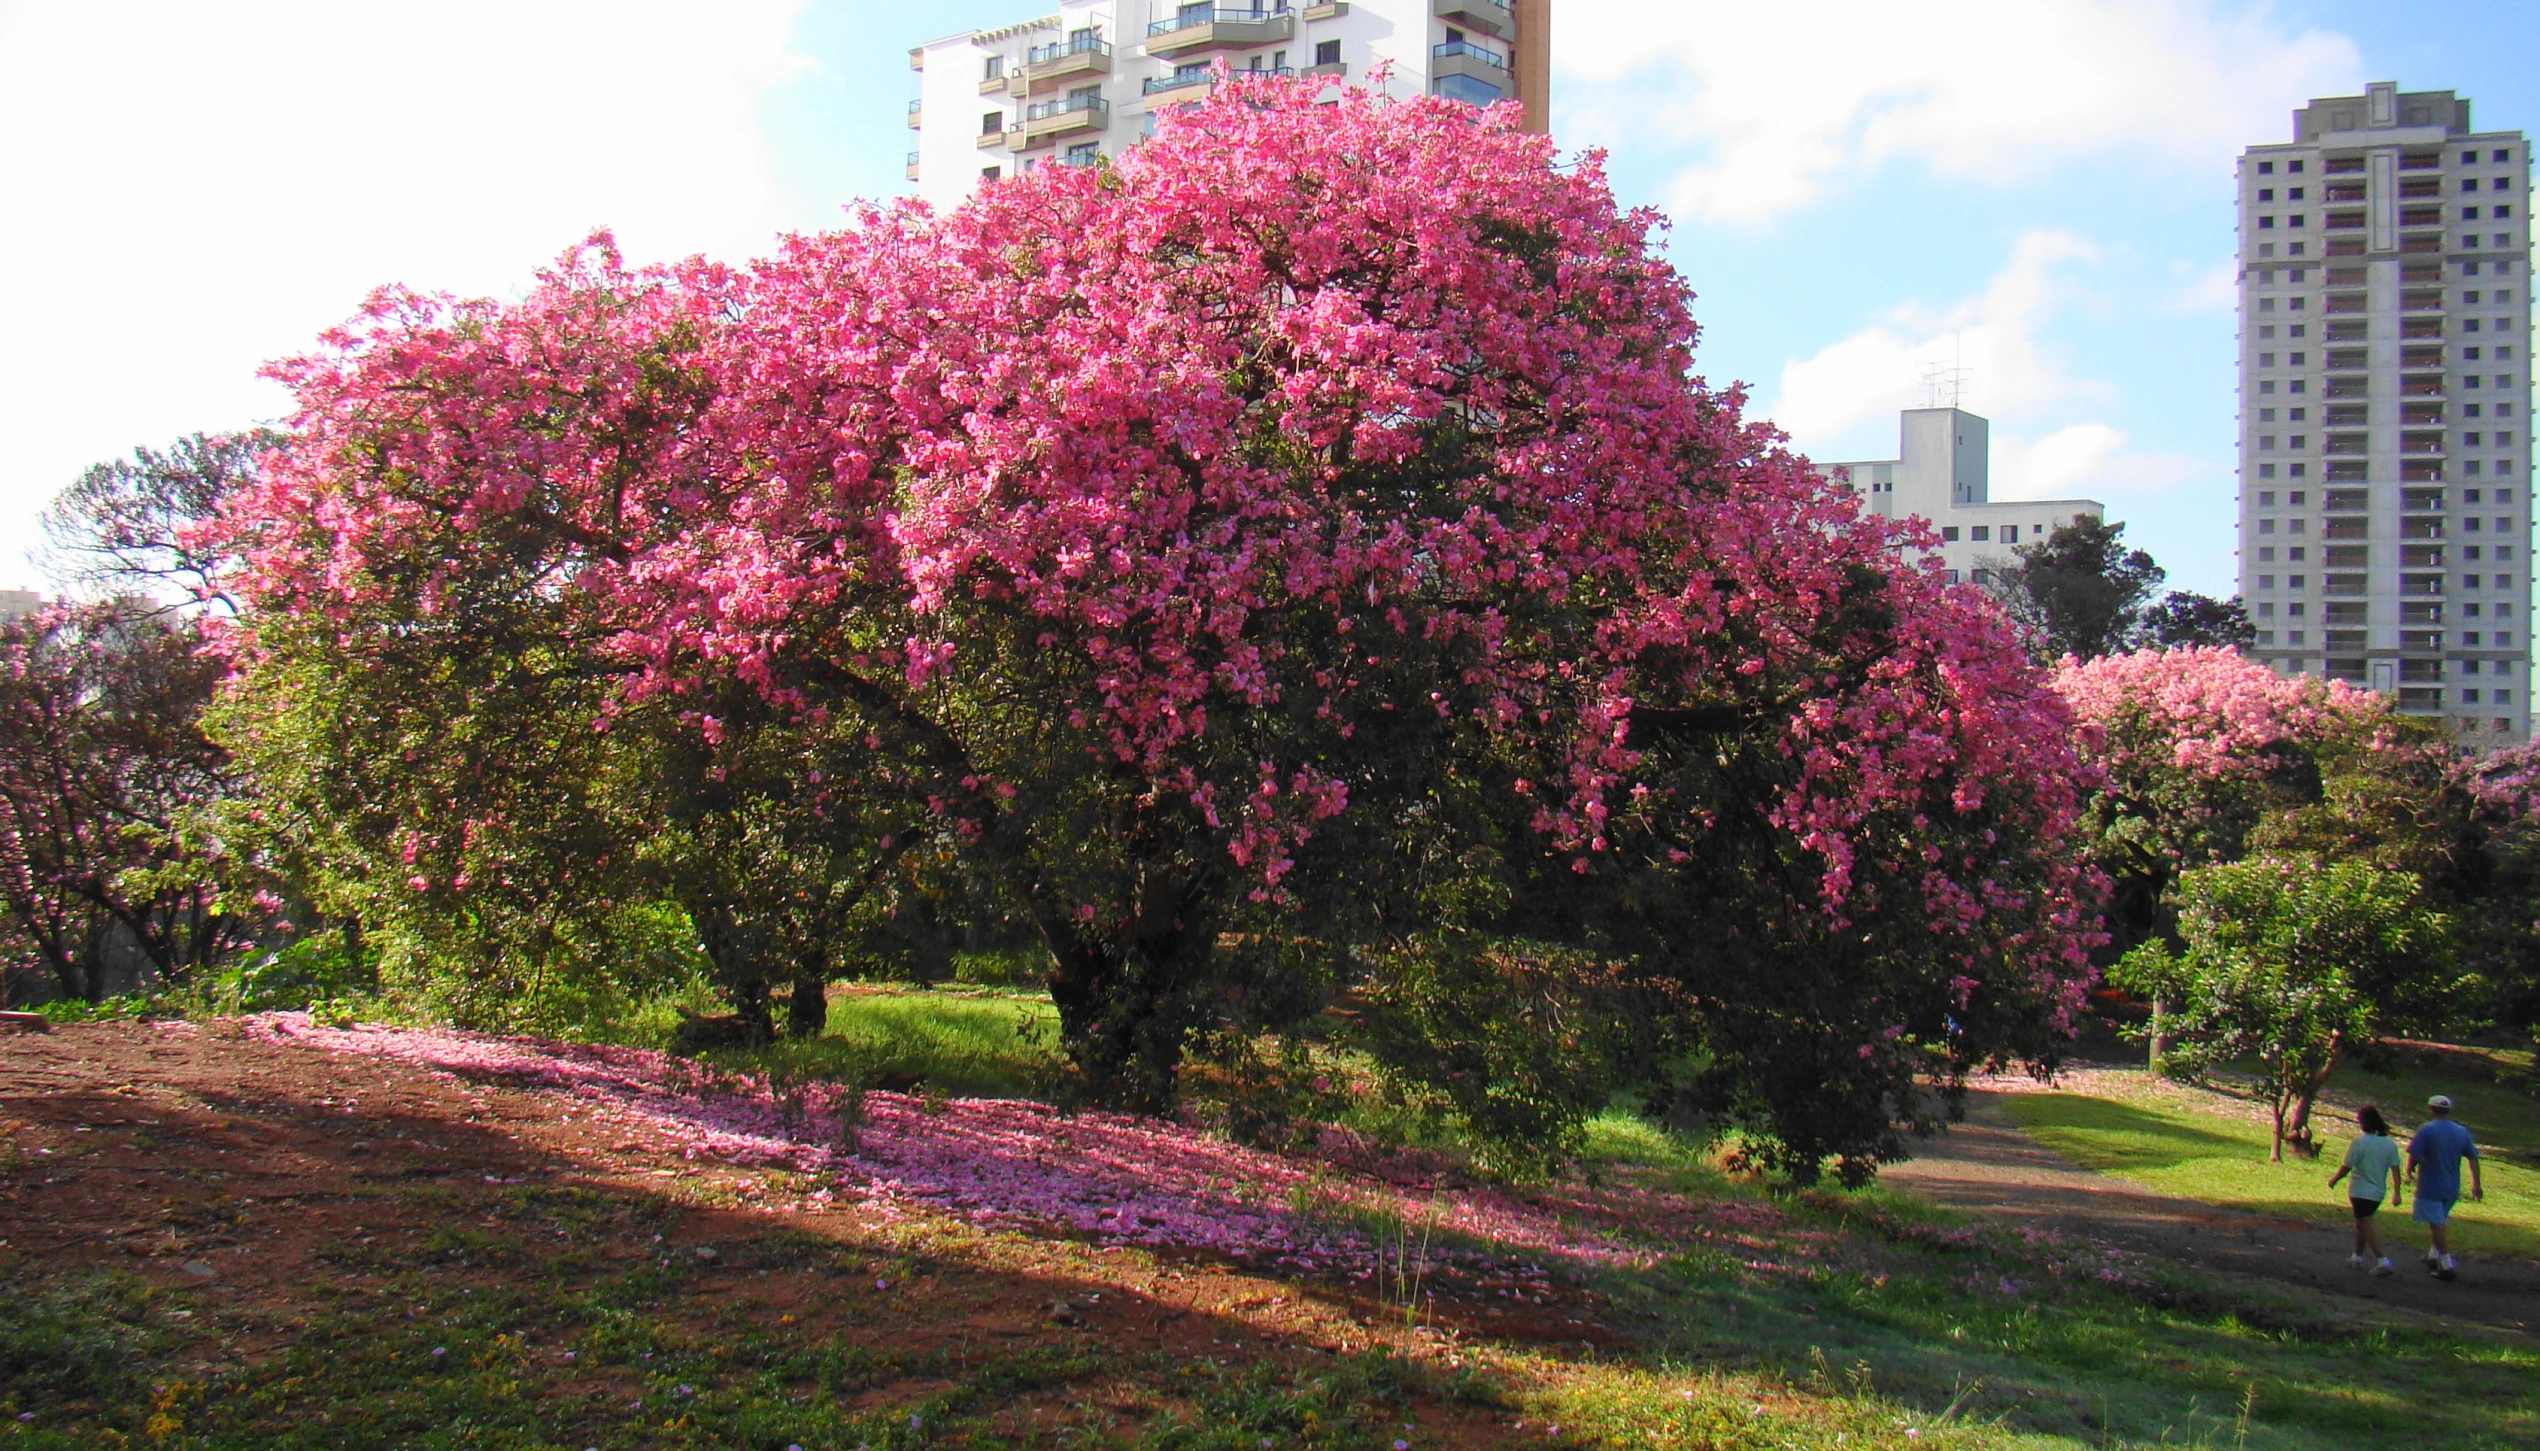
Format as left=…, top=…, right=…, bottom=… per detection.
left=2327, top=1104, right=2404, bottom=1275
left=2406, top=1094, right=2485, bottom=1281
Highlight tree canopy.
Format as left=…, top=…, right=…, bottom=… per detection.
left=203, top=79, right=2105, bottom=1179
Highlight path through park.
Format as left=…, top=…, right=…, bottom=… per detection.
left=1882, top=1087, right=2540, bottom=1335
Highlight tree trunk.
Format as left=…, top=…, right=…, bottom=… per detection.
left=2269, top=1092, right=2287, bottom=1162
left=787, top=957, right=829, bottom=1039
left=2283, top=1047, right=2340, bottom=1160
left=2148, top=991, right=2168, bottom=1075
left=1042, top=927, right=1209, bottom=1115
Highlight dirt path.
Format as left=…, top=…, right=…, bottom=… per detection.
left=1883, top=1089, right=2540, bottom=1335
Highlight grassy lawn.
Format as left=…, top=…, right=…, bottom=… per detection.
left=1999, top=1052, right=2540, bottom=1264
left=706, top=984, right=1063, bottom=1099
left=13, top=1005, right=2539, bottom=1449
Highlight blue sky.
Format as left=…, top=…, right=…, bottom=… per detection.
left=4, top=0, right=2536, bottom=598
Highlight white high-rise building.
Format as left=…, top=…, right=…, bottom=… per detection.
left=2236, top=82, right=2533, bottom=742
left=1815, top=407, right=2104, bottom=586
left=906, top=0, right=1547, bottom=210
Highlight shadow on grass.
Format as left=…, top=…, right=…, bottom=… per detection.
left=2007, top=1093, right=2251, bottom=1171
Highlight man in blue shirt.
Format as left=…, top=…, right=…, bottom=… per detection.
left=2406, top=1094, right=2485, bottom=1281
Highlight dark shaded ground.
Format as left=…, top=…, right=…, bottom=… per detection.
left=1883, top=1089, right=2539, bottom=1336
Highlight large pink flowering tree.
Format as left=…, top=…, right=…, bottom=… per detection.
left=222, top=80, right=2101, bottom=1177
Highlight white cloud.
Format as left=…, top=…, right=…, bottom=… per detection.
left=1768, top=229, right=2108, bottom=443
left=1994, top=424, right=2203, bottom=500
left=0, top=0, right=811, bottom=586
left=1558, top=0, right=2361, bottom=224
left=2162, top=258, right=2242, bottom=314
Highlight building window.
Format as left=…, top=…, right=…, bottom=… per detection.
left=1315, top=39, right=1339, bottom=65
left=2467, top=206, right=2484, bottom=222
left=1971, top=525, right=1990, bottom=541
left=1432, top=72, right=1502, bottom=106
left=1941, top=526, right=1960, bottom=542
left=2500, top=206, right=2516, bottom=219
left=980, top=165, right=1002, bottom=182
left=2002, top=524, right=2019, bottom=543
left=982, top=110, right=1003, bottom=135
left=2260, top=216, right=2276, bottom=229
left=2258, top=161, right=2274, bottom=174
left=1945, top=569, right=1961, bottom=583
left=2258, top=188, right=2275, bottom=202
left=2260, top=464, right=2278, bottom=478
left=983, top=55, right=1003, bottom=79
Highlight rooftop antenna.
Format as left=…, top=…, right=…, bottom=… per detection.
left=1919, top=333, right=1970, bottom=410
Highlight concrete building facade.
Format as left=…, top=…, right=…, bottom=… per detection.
left=2235, top=82, right=2533, bottom=741
left=907, top=0, right=1546, bottom=210
left=1815, top=407, right=2104, bottom=584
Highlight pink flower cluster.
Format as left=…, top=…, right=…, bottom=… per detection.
left=217, top=75, right=2100, bottom=1004
left=248, top=1012, right=1644, bottom=1275
left=2049, top=646, right=2371, bottom=780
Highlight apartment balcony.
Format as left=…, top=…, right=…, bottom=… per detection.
left=1433, top=0, right=1514, bottom=38
left=2403, top=545, right=2447, bottom=568
left=2324, top=433, right=2369, bottom=455
left=1143, top=68, right=1213, bottom=96
left=2402, top=517, right=2446, bottom=538
left=2403, top=488, right=2447, bottom=509
left=1144, top=8, right=1293, bottom=57
left=2401, top=318, right=2445, bottom=340
left=1430, top=36, right=1508, bottom=87
left=1302, top=1, right=1348, bottom=17
left=2400, top=177, right=2443, bottom=199
left=2324, top=487, right=2370, bottom=510
left=905, top=151, right=920, bottom=182
left=978, top=120, right=1012, bottom=148
left=2399, top=151, right=2442, bottom=170
left=2403, top=403, right=2446, bottom=424
left=1304, top=59, right=1347, bottom=77
left=2325, top=517, right=2369, bottom=539
left=2325, top=183, right=2366, bottom=203
left=2326, top=545, right=2370, bottom=567
left=2399, top=205, right=2444, bottom=229
left=2325, top=573, right=2370, bottom=596
left=2326, top=406, right=2369, bottom=426
left=2400, top=344, right=2445, bottom=367
left=2324, top=210, right=2367, bottom=231
left=2400, top=630, right=2445, bottom=649
left=907, top=99, right=922, bottom=128
left=2401, top=660, right=2445, bottom=682
left=2325, top=155, right=2364, bottom=175
left=2326, top=346, right=2369, bottom=369
left=2325, top=460, right=2369, bottom=481
left=2402, top=374, right=2448, bottom=397
left=1024, top=35, right=1112, bottom=91
left=1053, top=148, right=1104, bottom=168
left=2402, top=430, right=2447, bottom=454
left=2326, top=320, right=2367, bottom=342
left=2325, top=376, right=2369, bottom=399
left=2400, top=289, right=2444, bottom=312
left=2401, top=574, right=2448, bottom=597
left=2398, top=687, right=2445, bottom=710
left=2401, top=235, right=2442, bottom=254
left=979, top=66, right=1012, bottom=95
left=2324, top=292, right=2366, bottom=313
left=1021, top=92, right=1109, bottom=143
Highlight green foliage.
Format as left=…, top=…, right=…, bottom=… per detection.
left=1351, top=937, right=1645, bottom=1177
left=1992, top=516, right=2166, bottom=662
left=2112, top=856, right=2450, bottom=1159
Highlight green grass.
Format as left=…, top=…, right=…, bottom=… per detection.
left=1998, top=1056, right=2540, bottom=1263
left=704, top=985, right=1063, bottom=1099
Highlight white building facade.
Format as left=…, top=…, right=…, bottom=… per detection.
left=907, top=0, right=1546, bottom=209
left=2235, top=82, right=2533, bottom=742
left=1815, top=408, right=2104, bottom=584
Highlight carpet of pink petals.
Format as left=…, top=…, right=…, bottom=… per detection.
left=244, top=1013, right=1650, bottom=1279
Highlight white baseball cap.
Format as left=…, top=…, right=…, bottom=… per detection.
left=2428, top=1094, right=2454, bottom=1110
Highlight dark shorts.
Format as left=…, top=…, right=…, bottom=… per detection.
left=2352, top=1197, right=2383, bottom=1219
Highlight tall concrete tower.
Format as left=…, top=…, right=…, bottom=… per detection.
left=2236, top=83, right=2533, bottom=744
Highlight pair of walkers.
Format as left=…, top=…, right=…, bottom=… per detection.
left=2328, top=1095, right=2485, bottom=1280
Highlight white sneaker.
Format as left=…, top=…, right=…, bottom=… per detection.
left=2349, top=1253, right=2367, bottom=1271
left=2373, top=1259, right=2394, bottom=1277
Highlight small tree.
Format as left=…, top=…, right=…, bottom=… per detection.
left=2112, top=856, right=2448, bottom=1160
left=2140, top=591, right=2255, bottom=650
left=0, top=601, right=250, bottom=1000
left=1991, top=517, right=2165, bottom=661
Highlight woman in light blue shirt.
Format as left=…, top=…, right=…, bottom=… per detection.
left=2328, top=1104, right=2404, bottom=1276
